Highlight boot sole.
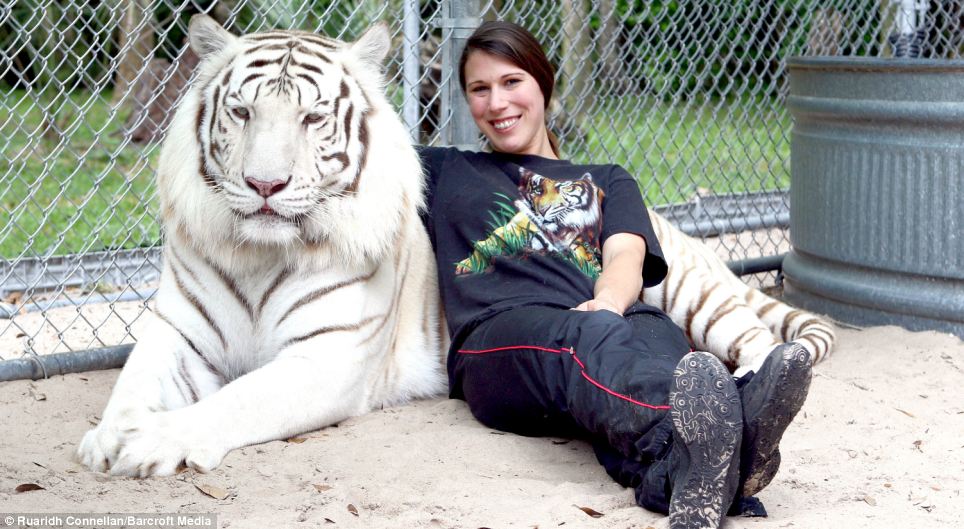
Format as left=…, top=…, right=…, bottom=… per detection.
left=740, top=343, right=812, bottom=497
left=668, top=352, right=743, bottom=529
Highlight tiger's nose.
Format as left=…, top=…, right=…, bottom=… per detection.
left=244, top=177, right=289, bottom=198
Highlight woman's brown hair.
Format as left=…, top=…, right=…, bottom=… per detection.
left=458, top=20, right=560, bottom=157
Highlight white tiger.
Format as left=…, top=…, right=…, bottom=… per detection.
left=76, top=15, right=446, bottom=477
left=643, top=213, right=836, bottom=377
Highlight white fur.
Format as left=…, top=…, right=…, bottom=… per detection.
left=642, top=211, right=836, bottom=377
left=77, top=16, right=446, bottom=477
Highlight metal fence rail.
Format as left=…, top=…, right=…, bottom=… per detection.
left=2, top=0, right=963, bottom=362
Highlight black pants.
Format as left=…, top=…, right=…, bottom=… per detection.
left=448, top=302, right=691, bottom=513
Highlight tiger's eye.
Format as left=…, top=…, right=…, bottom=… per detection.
left=303, top=113, right=324, bottom=125
left=231, top=107, right=250, bottom=120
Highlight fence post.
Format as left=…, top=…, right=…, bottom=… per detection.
left=402, top=0, right=421, bottom=142
left=439, top=0, right=480, bottom=149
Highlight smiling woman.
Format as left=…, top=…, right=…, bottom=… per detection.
left=415, top=20, right=819, bottom=529
left=458, top=21, right=559, bottom=158
left=462, top=52, right=553, bottom=158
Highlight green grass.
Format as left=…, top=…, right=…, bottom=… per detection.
left=567, top=94, right=792, bottom=206
left=1, top=89, right=161, bottom=259
left=0, top=88, right=791, bottom=260
left=456, top=193, right=531, bottom=274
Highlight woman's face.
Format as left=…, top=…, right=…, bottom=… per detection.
left=463, top=51, right=555, bottom=158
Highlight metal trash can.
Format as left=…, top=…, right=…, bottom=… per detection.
left=783, top=57, right=964, bottom=337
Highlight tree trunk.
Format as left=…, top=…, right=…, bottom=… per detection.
left=112, top=0, right=155, bottom=108
left=36, top=3, right=70, bottom=141
left=559, top=0, right=591, bottom=143
left=123, top=45, right=200, bottom=144
left=807, top=9, right=844, bottom=56
left=597, top=0, right=633, bottom=94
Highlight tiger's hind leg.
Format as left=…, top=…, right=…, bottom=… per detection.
left=643, top=266, right=780, bottom=377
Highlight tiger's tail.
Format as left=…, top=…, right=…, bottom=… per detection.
left=643, top=211, right=835, bottom=374
left=742, top=287, right=836, bottom=366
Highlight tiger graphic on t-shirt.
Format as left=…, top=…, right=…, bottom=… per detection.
left=455, top=167, right=604, bottom=277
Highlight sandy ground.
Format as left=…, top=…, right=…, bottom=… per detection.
left=0, top=324, right=962, bottom=529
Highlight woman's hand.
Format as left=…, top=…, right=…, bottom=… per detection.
left=573, top=297, right=623, bottom=314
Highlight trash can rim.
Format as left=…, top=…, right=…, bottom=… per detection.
left=788, top=56, right=964, bottom=73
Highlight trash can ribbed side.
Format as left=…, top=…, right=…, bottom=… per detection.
left=784, top=57, right=964, bottom=337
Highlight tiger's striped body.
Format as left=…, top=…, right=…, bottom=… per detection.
left=642, top=212, right=835, bottom=376
left=77, top=16, right=446, bottom=477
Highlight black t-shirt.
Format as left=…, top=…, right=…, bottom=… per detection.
left=418, top=146, right=668, bottom=339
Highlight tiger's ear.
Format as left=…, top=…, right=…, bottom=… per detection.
left=189, top=14, right=237, bottom=59
left=351, top=22, right=391, bottom=68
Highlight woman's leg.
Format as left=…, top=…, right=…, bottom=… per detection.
left=735, top=342, right=812, bottom=497
left=449, top=304, right=743, bottom=529
left=450, top=305, right=685, bottom=455
left=624, top=305, right=814, bottom=516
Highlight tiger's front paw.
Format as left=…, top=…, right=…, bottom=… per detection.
left=77, top=410, right=226, bottom=477
left=77, top=415, right=127, bottom=474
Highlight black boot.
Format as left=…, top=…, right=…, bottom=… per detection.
left=736, top=343, right=812, bottom=498
left=667, top=352, right=743, bottom=529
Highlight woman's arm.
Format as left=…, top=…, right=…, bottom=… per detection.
left=573, top=232, right=647, bottom=315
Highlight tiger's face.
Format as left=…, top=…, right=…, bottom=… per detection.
left=519, top=169, right=602, bottom=228
left=190, top=21, right=389, bottom=246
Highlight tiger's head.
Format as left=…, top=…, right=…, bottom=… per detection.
left=518, top=168, right=603, bottom=231
left=159, top=15, right=421, bottom=263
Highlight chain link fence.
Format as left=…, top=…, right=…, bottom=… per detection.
left=2, top=0, right=963, bottom=363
